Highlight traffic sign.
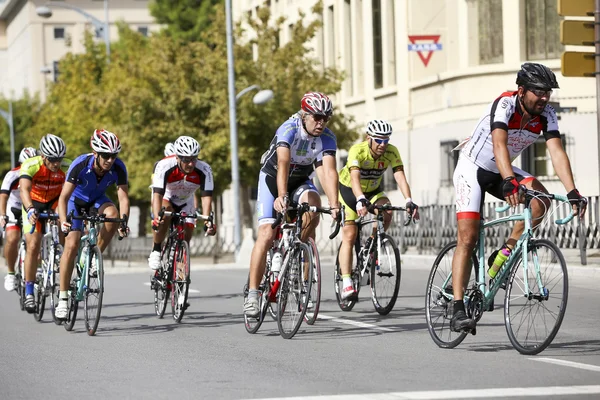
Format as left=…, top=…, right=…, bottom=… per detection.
left=560, top=20, right=595, bottom=45
left=561, top=52, right=596, bottom=77
left=558, top=0, right=594, bottom=16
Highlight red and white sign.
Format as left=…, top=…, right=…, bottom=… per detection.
left=408, top=35, right=443, bottom=67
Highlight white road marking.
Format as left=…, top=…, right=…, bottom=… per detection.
left=318, top=313, right=394, bottom=332
left=244, top=385, right=600, bottom=399
left=531, top=358, right=600, bottom=373
left=142, top=282, right=199, bottom=294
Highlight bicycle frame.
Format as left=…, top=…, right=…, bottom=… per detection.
left=39, top=214, right=60, bottom=296
left=73, top=223, right=99, bottom=302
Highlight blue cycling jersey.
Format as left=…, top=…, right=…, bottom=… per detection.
left=66, top=154, right=128, bottom=203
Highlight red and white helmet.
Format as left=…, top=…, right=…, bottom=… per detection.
left=301, top=92, right=333, bottom=117
left=19, top=147, right=38, bottom=163
left=91, top=129, right=122, bottom=153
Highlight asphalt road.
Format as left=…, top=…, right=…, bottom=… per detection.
left=1, top=254, right=599, bottom=400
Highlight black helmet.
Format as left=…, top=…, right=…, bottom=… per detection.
left=516, top=63, right=559, bottom=90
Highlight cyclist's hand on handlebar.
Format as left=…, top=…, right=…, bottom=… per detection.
left=406, top=199, right=420, bottom=221
left=502, top=176, right=521, bottom=207
left=61, top=221, right=71, bottom=234
left=356, top=196, right=370, bottom=217
left=274, top=194, right=289, bottom=213
left=0, top=215, right=7, bottom=229
left=151, top=216, right=163, bottom=231
left=27, top=207, right=39, bottom=225
left=567, top=188, right=588, bottom=218
left=329, top=203, right=341, bottom=222
left=204, top=220, right=217, bottom=236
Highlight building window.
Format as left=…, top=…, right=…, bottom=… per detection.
left=372, top=0, right=383, bottom=88
left=137, top=26, right=149, bottom=37
left=344, top=0, right=353, bottom=96
left=326, top=5, right=336, bottom=68
left=53, top=27, right=65, bottom=39
left=478, top=0, right=503, bottom=65
left=525, top=0, right=563, bottom=60
left=385, top=0, right=396, bottom=86
left=521, top=135, right=568, bottom=178
left=441, top=140, right=460, bottom=186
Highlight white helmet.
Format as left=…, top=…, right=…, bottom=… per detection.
left=91, top=129, right=122, bottom=153
left=39, top=134, right=66, bottom=158
left=366, top=119, right=393, bottom=137
left=174, top=136, right=200, bottom=157
left=19, top=147, right=37, bottom=163
left=164, top=142, right=175, bottom=157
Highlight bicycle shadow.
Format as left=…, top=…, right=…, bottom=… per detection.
left=536, top=339, right=600, bottom=356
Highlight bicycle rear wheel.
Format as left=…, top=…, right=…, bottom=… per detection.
left=64, top=282, right=78, bottom=332
left=277, top=243, right=313, bottom=339
left=304, top=238, right=321, bottom=325
left=243, top=276, right=270, bottom=334
left=504, top=239, right=568, bottom=355
left=265, top=249, right=278, bottom=321
left=371, top=234, right=401, bottom=315
left=16, top=242, right=26, bottom=310
left=171, top=240, right=190, bottom=322
left=153, top=245, right=171, bottom=318
left=33, top=271, right=46, bottom=322
left=84, top=246, right=104, bottom=336
left=51, top=275, right=62, bottom=325
left=425, top=241, right=477, bottom=348
left=334, top=242, right=360, bottom=311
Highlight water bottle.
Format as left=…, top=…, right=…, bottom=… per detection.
left=271, top=250, right=283, bottom=275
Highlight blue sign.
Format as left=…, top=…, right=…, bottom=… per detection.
left=408, top=43, right=443, bottom=52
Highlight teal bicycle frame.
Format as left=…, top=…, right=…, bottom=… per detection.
left=72, top=223, right=99, bottom=302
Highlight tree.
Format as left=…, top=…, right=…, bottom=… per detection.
left=149, top=0, right=223, bottom=43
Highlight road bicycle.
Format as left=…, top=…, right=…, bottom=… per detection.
left=30, top=212, right=62, bottom=323
left=63, top=211, right=128, bottom=336
left=244, top=203, right=342, bottom=338
left=334, top=204, right=412, bottom=315
left=150, top=208, right=213, bottom=323
left=13, top=238, right=26, bottom=311
left=425, top=187, right=577, bottom=355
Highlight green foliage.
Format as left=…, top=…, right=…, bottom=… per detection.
left=149, top=0, right=223, bottom=43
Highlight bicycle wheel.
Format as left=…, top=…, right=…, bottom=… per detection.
left=504, top=239, right=568, bottom=355
left=303, top=238, right=321, bottom=325
left=153, top=245, right=171, bottom=318
left=265, top=249, right=278, bottom=321
left=171, top=240, right=190, bottom=323
left=425, top=241, right=477, bottom=349
left=33, top=271, right=46, bottom=322
left=16, top=242, right=26, bottom=310
left=334, top=241, right=360, bottom=311
left=370, top=234, right=401, bottom=315
left=51, top=275, right=62, bottom=325
left=277, top=243, right=313, bottom=339
left=243, top=276, right=270, bottom=334
left=84, top=246, right=104, bottom=336
left=64, top=284, right=78, bottom=332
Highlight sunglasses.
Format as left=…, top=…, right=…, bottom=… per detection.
left=47, top=157, right=63, bottom=163
left=528, top=88, right=552, bottom=98
left=99, top=152, right=118, bottom=160
left=178, top=156, right=196, bottom=164
left=312, top=114, right=331, bottom=123
left=372, top=138, right=390, bottom=145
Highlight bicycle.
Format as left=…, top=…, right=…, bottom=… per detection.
left=150, top=208, right=213, bottom=323
left=63, top=211, right=128, bottom=336
left=425, top=187, right=575, bottom=355
left=243, top=203, right=342, bottom=339
left=13, top=238, right=26, bottom=311
left=30, top=212, right=63, bottom=323
left=334, top=204, right=412, bottom=315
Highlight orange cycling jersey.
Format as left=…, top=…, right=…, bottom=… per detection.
left=20, top=156, right=72, bottom=203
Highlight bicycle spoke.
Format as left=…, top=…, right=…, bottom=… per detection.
left=371, top=235, right=401, bottom=315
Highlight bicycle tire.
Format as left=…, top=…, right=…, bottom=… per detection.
left=334, top=241, right=360, bottom=311
left=504, top=239, right=568, bottom=355
left=243, top=277, right=269, bottom=334
left=425, top=241, right=476, bottom=349
left=370, top=234, right=401, bottom=315
left=277, top=243, right=313, bottom=339
left=64, top=283, right=78, bottom=332
left=304, top=238, right=321, bottom=325
left=16, top=242, right=26, bottom=311
left=153, top=244, right=171, bottom=318
left=171, top=240, right=190, bottom=323
left=84, top=246, right=104, bottom=336
left=33, top=274, right=46, bottom=322
left=51, top=277, right=62, bottom=325
left=266, top=249, right=278, bottom=321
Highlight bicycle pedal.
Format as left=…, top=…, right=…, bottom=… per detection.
left=470, top=327, right=477, bottom=336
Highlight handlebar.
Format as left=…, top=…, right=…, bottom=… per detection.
left=271, top=203, right=344, bottom=240
left=494, top=186, right=577, bottom=225
left=28, top=211, right=60, bottom=234
left=366, top=203, right=414, bottom=226
left=153, top=207, right=215, bottom=236
left=67, top=211, right=129, bottom=240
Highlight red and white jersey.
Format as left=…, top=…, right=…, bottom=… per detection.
left=460, top=91, right=560, bottom=173
left=0, top=166, right=22, bottom=210
left=151, top=156, right=214, bottom=205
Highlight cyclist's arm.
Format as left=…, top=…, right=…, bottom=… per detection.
left=58, top=182, right=76, bottom=224
left=193, top=193, right=199, bottom=209
left=348, top=168, right=364, bottom=199
left=116, top=184, right=130, bottom=220
left=393, top=169, right=413, bottom=200
left=491, top=128, right=514, bottom=179
left=200, top=194, right=212, bottom=216
left=276, top=146, right=290, bottom=197
left=546, top=137, right=576, bottom=193
left=18, top=178, right=33, bottom=210
left=315, top=155, right=340, bottom=208
left=151, top=192, right=164, bottom=222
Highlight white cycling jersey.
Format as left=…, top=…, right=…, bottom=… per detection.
left=460, top=91, right=560, bottom=173
left=0, top=167, right=22, bottom=221
left=151, top=156, right=214, bottom=205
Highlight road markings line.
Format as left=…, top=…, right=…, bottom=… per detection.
left=142, top=282, right=200, bottom=294
left=244, top=385, right=600, bottom=400
left=318, top=313, right=394, bottom=332
left=530, top=358, right=600, bottom=373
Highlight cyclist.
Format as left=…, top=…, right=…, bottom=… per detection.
left=450, top=63, right=588, bottom=332
left=337, top=119, right=419, bottom=300
left=148, top=136, right=216, bottom=271
left=19, top=134, right=71, bottom=313
left=243, top=91, right=341, bottom=317
left=1, top=147, right=37, bottom=291
left=55, top=129, right=130, bottom=320
left=164, top=142, right=175, bottom=157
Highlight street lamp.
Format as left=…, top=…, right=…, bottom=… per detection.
left=0, top=101, right=16, bottom=169
left=36, top=0, right=110, bottom=62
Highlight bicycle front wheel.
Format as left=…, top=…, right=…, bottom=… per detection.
left=16, top=242, right=26, bottom=310
left=277, top=243, right=313, bottom=339
left=84, top=246, right=104, bottom=336
left=370, top=234, right=401, bottom=315
left=425, top=241, right=477, bottom=348
left=33, top=272, right=46, bottom=322
left=64, top=283, right=78, bottom=332
left=153, top=245, right=170, bottom=318
left=504, top=239, right=568, bottom=355
left=171, top=240, right=190, bottom=323
left=304, top=238, right=321, bottom=325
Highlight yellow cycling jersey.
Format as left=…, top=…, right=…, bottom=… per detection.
left=339, top=141, right=403, bottom=192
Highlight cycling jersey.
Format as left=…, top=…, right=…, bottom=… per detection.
left=152, top=157, right=214, bottom=205
left=1, top=167, right=23, bottom=226
left=19, top=156, right=71, bottom=204
left=339, top=141, right=403, bottom=193
left=260, top=117, right=337, bottom=187
left=66, top=154, right=128, bottom=203
left=460, top=91, right=560, bottom=173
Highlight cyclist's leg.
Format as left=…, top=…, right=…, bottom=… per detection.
left=338, top=187, right=359, bottom=299
left=57, top=226, right=81, bottom=319
left=369, top=192, right=391, bottom=231
left=179, top=200, right=196, bottom=243
left=95, top=197, right=118, bottom=252
left=3, top=215, right=21, bottom=291
left=22, top=204, right=45, bottom=311
left=148, top=198, right=173, bottom=269
left=292, top=181, right=320, bottom=242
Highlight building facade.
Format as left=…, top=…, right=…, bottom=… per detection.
left=0, top=0, right=159, bottom=102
